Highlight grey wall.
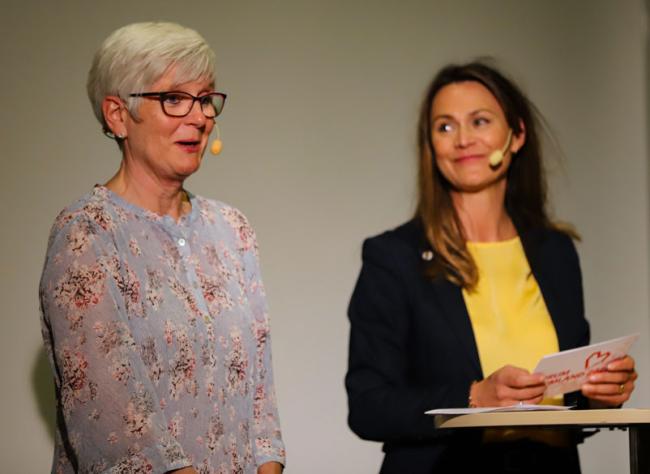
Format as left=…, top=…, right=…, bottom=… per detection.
left=1, top=1, right=647, bottom=472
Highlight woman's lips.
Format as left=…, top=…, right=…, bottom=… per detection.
left=454, top=154, right=484, bottom=163
left=176, top=140, right=201, bottom=153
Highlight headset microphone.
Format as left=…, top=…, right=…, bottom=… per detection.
left=488, top=129, right=513, bottom=167
left=210, top=122, right=223, bottom=155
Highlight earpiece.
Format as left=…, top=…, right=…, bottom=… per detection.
left=488, top=129, right=513, bottom=167
left=210, top=122, right=223, bottom=155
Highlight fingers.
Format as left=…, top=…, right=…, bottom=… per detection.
left=492, top=365, right=545, bottom=388
left=606, top=355, right=636, bottom=372
left=582, top=359, right=637, bottom=407
left=495, top=384, right=546, bottom=403
left=588, top=354, right=638, bottom=389
left=588, top=369, right=637, bottom=386
left=582, top=378, right=635, bottom=406
left=484, top=365, right=547, bottom=406
left=522, top=394, right=545, bottom=405
left=583, top=379, right=635, bottom=396
left=490, top=390, right=545, bottom=407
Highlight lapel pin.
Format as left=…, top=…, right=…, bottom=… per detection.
left=421, top=250, right=434, bottom=261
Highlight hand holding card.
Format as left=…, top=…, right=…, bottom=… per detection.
left=533, top=334, right=639, bottom=397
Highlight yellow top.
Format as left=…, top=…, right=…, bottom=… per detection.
left=463, top=237, right=562, bottom=406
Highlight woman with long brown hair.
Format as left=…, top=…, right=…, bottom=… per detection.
left=345, top=61, right=637, bottom=473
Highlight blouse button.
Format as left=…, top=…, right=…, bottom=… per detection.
left=178, top=238, right=186, bottom=247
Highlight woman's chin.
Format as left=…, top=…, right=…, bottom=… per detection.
left=174, top=156, right=203, bottom=178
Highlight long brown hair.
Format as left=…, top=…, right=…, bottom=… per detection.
left=416, top=61, right=575, bottom=288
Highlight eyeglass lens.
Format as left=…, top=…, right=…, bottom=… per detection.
left=161, top=92, right=224, bottom=118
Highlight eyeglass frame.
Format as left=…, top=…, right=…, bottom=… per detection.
left=128, top=91, right=227, bottom=118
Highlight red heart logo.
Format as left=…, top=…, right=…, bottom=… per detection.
left=585, top=351, right=611, bottom=369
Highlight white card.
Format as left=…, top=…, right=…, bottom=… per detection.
left=533, top=334, right=639, bottom=397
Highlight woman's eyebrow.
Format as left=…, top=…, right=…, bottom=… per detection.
left=469, top=108, right=497, bottom=116
left=431, top=113, right=456, bottom=122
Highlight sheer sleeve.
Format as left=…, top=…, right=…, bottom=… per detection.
left=236, top=214, right=286, bottom=468
left=39, top=215, right=192, bottom=473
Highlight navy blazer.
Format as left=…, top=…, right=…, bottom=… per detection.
left=345, top=220, right=590, bottom=473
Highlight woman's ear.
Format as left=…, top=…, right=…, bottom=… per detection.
left=102, top=96, right=127, bottom=137
left=511, top=119, right=526, bottom=154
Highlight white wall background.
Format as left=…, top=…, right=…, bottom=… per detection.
left=1, top=0, right=648, bottom=472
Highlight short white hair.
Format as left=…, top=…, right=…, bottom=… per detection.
left=87, top=22, right=216, bottom=134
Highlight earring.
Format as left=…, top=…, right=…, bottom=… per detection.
left=117, top=133, right=125, bottom=139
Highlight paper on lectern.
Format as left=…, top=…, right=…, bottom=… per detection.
left=426, top=404, right=573, bottom=416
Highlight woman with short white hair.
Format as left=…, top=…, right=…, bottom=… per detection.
left=40, top=22, right=285, bottom=474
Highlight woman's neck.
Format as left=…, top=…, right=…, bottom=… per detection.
left=104, top=161, right=190, bottom=221
left=451, top=182, right=516, bottom=242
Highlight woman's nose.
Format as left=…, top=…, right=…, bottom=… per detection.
left=455, top=126, right=475, bottom=148
left=186, top=100, right=207, bottom=126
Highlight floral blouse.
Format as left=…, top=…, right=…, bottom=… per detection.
left=39, top=186, right=285, bottom=474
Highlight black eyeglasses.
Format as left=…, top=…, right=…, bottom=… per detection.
left=128, top=91, right=227, bottom=118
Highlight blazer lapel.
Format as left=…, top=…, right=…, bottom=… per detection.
left=520, top=228, right=571, bottom=351
left=431, top=278, right=483, bottom=376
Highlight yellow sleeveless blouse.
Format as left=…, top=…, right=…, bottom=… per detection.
left=462, top=237, right=562, bottom=406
